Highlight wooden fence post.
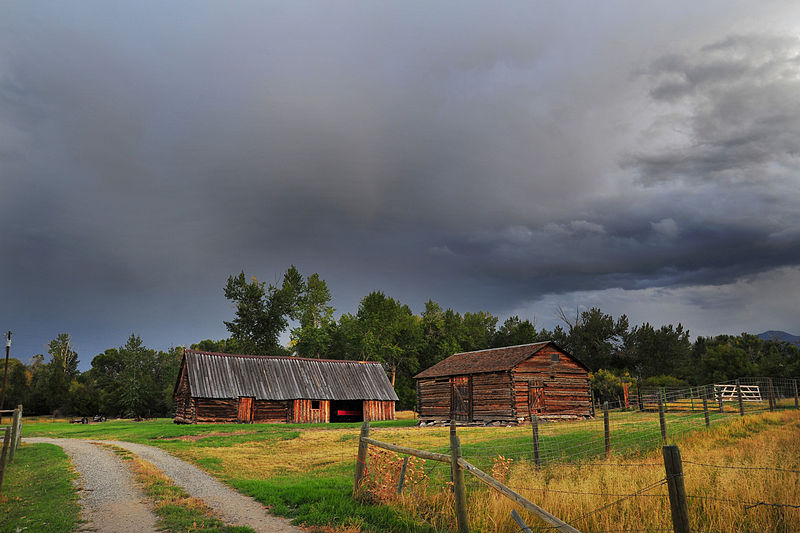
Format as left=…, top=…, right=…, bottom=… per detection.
left=14, top=405, right=22, bottom=451
left=531, top=414, right=541, bottom=468
left=663, top=445, right=690, bottom=533
left=603, top=402, right=610, bottom=458
left=397, top=456, right=409, bottom=495
left=353, top=420, right=370, bottom=495
left=450, top=421, right=469, bottom=533
left=658, top=396, right=667, bottom=442
left=768, top=378, right=775, bottom=412
left=637, top=378, right=644, bottom=411
left=702, top=396, right=709, bottom=428
left=736, top=380, right=744, bottom=417
left=8, top=408, right=19, bottom=463
left=0, top=426, right=10, bottom=495
left=717, top=385, right=724, bottom=413
left=511, top=509, right=534, bottom=533
left=794, top=379, right=799, bottom=410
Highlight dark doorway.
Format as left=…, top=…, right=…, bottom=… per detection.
left=330, top=400, right=363, bottom=422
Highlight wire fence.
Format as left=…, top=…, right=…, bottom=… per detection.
left=357, top=376, right=800, bottom=533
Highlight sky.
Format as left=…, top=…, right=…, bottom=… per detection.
left=2, top=2, right=800, bottom=370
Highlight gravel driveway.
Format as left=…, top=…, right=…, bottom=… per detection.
left=24, top=437, right=302, bottom=533
left=24, top=437, right=158, bottom=533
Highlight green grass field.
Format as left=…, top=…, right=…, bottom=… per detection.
left=17, top=406, right=799, bottom=532
left=0, top=443, right=82, bottom=533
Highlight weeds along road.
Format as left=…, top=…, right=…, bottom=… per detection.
left=24, top=438, right=303, bottom=533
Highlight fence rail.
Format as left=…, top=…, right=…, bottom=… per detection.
left=0, top=404, right=22, bottom=495
left=354, top=376, right=800, bottom=532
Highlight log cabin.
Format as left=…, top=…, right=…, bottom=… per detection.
left=414, top=341, right=591, bottom=423
left=173, top=349, right=398, bottom=424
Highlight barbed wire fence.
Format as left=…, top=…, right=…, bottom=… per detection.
left=356, top=376, right=800, bottom=533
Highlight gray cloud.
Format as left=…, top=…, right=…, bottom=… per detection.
left=1, top=2, right=799, bottom=365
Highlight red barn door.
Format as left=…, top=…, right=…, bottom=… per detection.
left=238, top=397, right=254, bottom=423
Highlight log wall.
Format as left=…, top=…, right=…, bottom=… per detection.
left=511, top=346, right=591, bottom=418
left=417, top=378, right=452, bottom=419
left=253, top=400, right=291, bottom=423
left=472, top=372, right=514, bottom=421
left=173, top=366, right=196, bottom=424
left=195, top=398, right=238, bottom=423
left=363, top=400, right=395, bottom=421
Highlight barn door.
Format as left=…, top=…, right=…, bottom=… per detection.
left=528, top=380, right=545, bottom=415
left=451, top=376, right=472, bottom=421
left=238, top=397, right=254, bottom=423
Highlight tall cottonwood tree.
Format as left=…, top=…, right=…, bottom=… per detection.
left=223, top=266, right=304, bottom=355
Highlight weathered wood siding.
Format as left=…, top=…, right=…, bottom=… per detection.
left=363, top=400, right=395, bottom=421
left=417, top=378, right=451, bottom=419
left=173, top=366, right=196, bottom=423
left=292, top=399, right=330, bottom=423
left=511, top=346, right=591, bottom=418
left=195, top=398, right=237, bottom=423
left=472, top=372, right=514, bottom=421
left=253, top=400, right=290, bottom=423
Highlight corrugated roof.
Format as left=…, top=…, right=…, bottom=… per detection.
left=183, top=349, right=399, bottom=401
left=414, top=341, right=588, bottom=379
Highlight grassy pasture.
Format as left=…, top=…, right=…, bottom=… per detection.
left=19, top=409, right=800, bottom=532
left=0, top=443, right=81, bottom=533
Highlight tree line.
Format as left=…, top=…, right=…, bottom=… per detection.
left=4, top=266, right=799, bottom=416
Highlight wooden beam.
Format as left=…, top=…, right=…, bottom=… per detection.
left=457, top=457, right=583, bottom=533
left=361, top=437, right=451, bottom=463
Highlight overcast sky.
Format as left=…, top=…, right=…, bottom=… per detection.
left=2, top=2, right=800, bottom=369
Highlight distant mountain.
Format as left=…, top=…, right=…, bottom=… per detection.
left=757, top=330, right=800, bottom=346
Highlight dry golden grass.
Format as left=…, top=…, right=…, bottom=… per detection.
left=358, top=411, right=800, bottom=533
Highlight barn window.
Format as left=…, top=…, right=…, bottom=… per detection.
left=311, top=400, right=320, bottom=410
left=550, top=353, right=560, bottom=362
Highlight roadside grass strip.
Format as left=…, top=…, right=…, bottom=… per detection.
left=100, top=444, right=255, bottom=533
left=0, top=443, right=81, bottom=533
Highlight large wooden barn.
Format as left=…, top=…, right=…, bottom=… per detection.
left=414, top=342, right=592, bottom=423
left=173, top=349, right=398, bottom=424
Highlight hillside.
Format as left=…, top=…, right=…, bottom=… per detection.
left=757, top=330, right=800, bottom=346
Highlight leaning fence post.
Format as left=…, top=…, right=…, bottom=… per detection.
left=603, top=401, right=610, bottom=458
left=658, top=396, right=667, bottom=442
left=736, top=380, right=744, bottom=417
left=353, top=420, right=370, bottom=495
left=0, top=426, right=10, bottom=495
left=450, top=421, right=469, bottom=533
left=8, top=407, right=19, bottom=463
left=663, top=444, right=690, bottom=533
left=511, top=509, right=534, bottom=533
left=397, top=456, right=409, bottom=495
left=794, top=379, right=799, bottom=410
left=531, top=414, right=541, bottom=468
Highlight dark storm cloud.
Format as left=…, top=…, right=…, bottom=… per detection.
left=1, top=2, right=799, bottom=363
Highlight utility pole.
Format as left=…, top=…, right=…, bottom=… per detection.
left=0, top=331, right=10, bottom=411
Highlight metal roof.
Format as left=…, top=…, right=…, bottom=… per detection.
left=414, top=341, right=589, bottom=379
left=183, top=349, right=399, bottom=401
